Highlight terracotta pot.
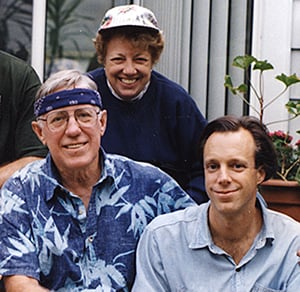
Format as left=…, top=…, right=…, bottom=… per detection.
left=259, top=179, right=300, bottom=222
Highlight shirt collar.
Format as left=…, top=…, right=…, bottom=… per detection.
left=189, top=194, right=275, bottom=250
left=44, top=148, right=118, bottom=201
left=106, top=79, right=150, bottom=102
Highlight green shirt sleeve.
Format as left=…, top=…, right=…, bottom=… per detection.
left=0, top=51, right=48, bottom=164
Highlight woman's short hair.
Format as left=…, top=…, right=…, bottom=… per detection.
left=94, top=26, right=164, bottom=65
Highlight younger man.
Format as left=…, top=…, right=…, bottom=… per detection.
left=133, top=115, right=300, bottom=291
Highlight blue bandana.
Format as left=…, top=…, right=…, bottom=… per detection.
left=34, top=88, right=103, bottom=117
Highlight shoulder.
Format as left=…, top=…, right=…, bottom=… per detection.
left=0, top=51, right=40, bottom=86
left=267, top=209, right=300, bottom=232
left=105, top=153, right=171, bottom=178
left=2, top=157, right=54, bottom=198
left=10, top=158, right=46, bottom=180
left=146, top=204, right=202, bottom=232
left=86, top=67, right=105, bottom=83
left=104, top=153, right=194, bottom=202
left=0, top=51, right=35, bottom=72
left=151, top=70, right=190, bottom=96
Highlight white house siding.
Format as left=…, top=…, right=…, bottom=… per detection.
left=251, top=0, right=298, bottom=136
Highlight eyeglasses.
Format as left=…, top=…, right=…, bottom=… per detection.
left=37, top=107, right=101, bottom=132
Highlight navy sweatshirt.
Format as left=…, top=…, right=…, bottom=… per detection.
left=88, top=68, right=208, bottom=204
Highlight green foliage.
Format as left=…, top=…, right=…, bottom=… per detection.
left=224, top=55, right=300, bottom=125
left=225, top=55, right=300, bottom=183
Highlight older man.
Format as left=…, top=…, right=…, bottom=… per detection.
left=0, top=69, right=194, bottom=291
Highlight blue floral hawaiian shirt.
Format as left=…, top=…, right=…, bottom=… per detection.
left=0, top=149, right=195, bottom=291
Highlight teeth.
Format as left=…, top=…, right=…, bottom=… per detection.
left=66, top=143, right=84, bottom=149
left=121, top=79, right=136, bottom=84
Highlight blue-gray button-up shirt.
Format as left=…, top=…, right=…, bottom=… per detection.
left=0, top=150, right=194, bottom=291
left=133, top=198, right=300, bottom=291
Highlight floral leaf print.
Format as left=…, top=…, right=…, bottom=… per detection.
left=113, top=169, right=126, bottom=185
left=31, top=201, right=70, bottom=256
left=127, top=204, right=147, bottom=238
left=0, top=188, right=28, bottom=216
left=174, top=195, right=194, bottom=209
left=106, top=264, right=127, bottom=287
left=144, top=195, right=157, bottom=207
left=7, top=229, right=36, bottom=257
left=81, top=254, right=127, bottom=288
left=115, top=203, right=133, bottom=219
left=95, top=184, right=130, bottom=215
left=0, top=254, right=12, bottom=274
left=115, top=196, right=157, bottom=220
left=24, top=165, right=44, bottom=192
left=138, top=199, right=155, bottom=218
left=157, top=193, right=175, bottom=215
left=42, top=224, right=70, bottom=256
left=113, top=249, right=135, bottom=264
left=57, top=196, right=78, bottom=217
left=39, top=243, right=53, bottom=276
left=158, top=179, right=178, bottom=193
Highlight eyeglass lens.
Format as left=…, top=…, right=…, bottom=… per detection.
left=46, top=108, right=99, bottom=131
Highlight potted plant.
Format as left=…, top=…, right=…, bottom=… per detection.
left=225, top=55, right=300, bottom=220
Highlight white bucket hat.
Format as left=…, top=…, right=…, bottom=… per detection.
left=98, top=4, right=160, bottom=33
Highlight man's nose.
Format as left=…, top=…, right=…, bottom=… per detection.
left=64, top=115, right=81, bottom=133
left=217, top=166, right=232, bottom=183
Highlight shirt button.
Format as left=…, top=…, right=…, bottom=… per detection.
left=236, top=267, right=241, bottom=272
left=88, top=236, right=94, bottom=243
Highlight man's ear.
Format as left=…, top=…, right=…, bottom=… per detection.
left=99, top=110, right=107, bottom=136
left=257, top=166, right=266, bottom=185
left=32, top=121, right=47, bottom=145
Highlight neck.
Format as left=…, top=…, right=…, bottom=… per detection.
left=209, top=205, right=263, bottom=264
left=60, top=164, right=101, bottom=209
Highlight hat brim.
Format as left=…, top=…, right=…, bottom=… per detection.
left=98, top=24, right=160, bottom=34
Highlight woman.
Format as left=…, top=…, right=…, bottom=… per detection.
left=88, top=4, right=208, bottom=204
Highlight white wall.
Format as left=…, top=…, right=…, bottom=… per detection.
left=251, top=0, right=299, bottom=136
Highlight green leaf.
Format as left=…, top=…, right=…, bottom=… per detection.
left=253, top=60, right=273, bottom=71
left=276, top=73, right=300, bottom=87
left=224, top=75, right=234, bottom=90
left=237, top=84, right=248, bottom=93
left=224, top=75, right=233, bottom=87
left=232, top=55, right=256, bottom=69
left=286, top=101, right=300, bottom=116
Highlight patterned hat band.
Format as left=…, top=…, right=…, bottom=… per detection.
left=34, top=88, right=103, bottom=117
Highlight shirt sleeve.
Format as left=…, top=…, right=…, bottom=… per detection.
left=14, top=65, right=48, bottom=159
left=132, top=225, right=170, bottom=292
left=0, top=178, right=40, bottom=280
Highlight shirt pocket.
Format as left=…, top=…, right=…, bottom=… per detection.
left=251, top=282, right=286, bottom=292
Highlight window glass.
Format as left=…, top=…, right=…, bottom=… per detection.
left=0, top=0, right=34, bottom=62
left=45, top=0, right=113, bottom=78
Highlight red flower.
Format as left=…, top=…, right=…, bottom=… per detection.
left=269, top=131, right=293, bottom=143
